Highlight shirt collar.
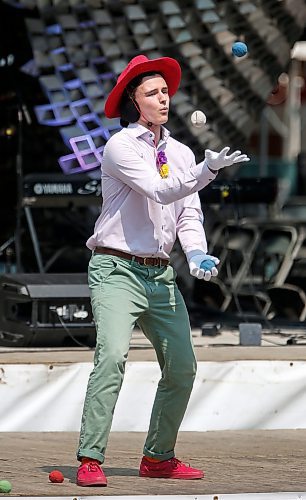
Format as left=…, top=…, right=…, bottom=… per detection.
left=126, top=123, right=170, bottom=143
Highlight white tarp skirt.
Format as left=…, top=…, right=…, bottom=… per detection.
left=1, top=360, right=306, bottom=432
left=6, top=494, right=306, bottom=500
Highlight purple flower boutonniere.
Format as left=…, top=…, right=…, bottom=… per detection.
left=156, top=150, right=169, bottom=179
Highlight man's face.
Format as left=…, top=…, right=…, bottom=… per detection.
left=134, top=74, right=169, bottom=126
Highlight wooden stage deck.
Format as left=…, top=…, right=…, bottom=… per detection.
left=2, top=327, right=306, bottom=365
left=1, top=430, right=306, bottom=496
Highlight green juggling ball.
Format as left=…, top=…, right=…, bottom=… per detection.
left=0, top=480, right=12, bottom=493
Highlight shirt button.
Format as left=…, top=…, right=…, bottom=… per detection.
left=161, top=206, right=164, bottom=210
left=159, top=245, right=162, bottom=250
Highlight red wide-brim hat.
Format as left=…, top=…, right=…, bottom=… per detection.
left=104, top=54, right=181, bottom=119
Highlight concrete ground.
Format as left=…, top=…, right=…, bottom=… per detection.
left=2, top=330, right=306, bottom=497
left=1, top=430, right=306, bottom=496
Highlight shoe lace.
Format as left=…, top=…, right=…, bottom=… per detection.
left=170, top=458, right=190, bottom=469
left=87, top=463, right=100, bottom=472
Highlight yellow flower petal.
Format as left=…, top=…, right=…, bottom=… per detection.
left=159, top=163, right=169, bottom=178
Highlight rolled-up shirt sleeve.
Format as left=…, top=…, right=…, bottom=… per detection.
left=102, top=135, right=216, bottom=205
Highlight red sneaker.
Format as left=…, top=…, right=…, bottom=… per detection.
left=139, top=456, right=204, bottom=479
left=76, top=461, right=107, bottom=487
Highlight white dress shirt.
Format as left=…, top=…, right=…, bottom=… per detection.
left=86, top=123, right=217, bottom=260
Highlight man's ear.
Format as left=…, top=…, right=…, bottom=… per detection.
left=120, top=98, right=140, bottom=124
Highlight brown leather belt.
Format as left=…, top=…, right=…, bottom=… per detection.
left=94, top=247, right=170, bottom=267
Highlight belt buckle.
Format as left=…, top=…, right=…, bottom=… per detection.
left=143, top=257, right=148, bottom=266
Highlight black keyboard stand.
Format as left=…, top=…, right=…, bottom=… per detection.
left=23, top=205, right=45, bottom=273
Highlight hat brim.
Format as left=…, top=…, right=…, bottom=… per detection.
left=104, top=57, right=181, bottom=119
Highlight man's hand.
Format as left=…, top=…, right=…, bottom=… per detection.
left=205, top=146, right=250, bottom=171
left=188, top=252, right=220, bottom=281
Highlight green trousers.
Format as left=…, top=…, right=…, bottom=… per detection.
left=77, top=253, right=197, bottom=463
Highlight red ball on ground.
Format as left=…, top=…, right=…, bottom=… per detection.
left=49, top=470, right=64, bottom=483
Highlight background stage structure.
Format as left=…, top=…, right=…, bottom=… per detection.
left=0, top=0, right=306, bottom=340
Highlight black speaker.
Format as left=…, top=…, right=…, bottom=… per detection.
left=0, top=273, right=96, bottom=347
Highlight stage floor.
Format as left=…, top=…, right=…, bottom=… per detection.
left=2, top=330, right=306, bottom=497
left=2, top=326, right=306, bottom=364
left=1, top=430, right=306, bottom=496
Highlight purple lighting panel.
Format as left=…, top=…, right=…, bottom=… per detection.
left=70, top=98, right=93, bottom=120
left=59, top=134, right=104, bottom=174
left=35, top=102, right=74, bottom=126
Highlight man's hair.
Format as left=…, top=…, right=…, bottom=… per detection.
left=119, top=71, right=162, bottom=128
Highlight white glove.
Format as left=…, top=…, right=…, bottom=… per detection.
left=205, top=146, right=250, bottom=171
left=188, top=252, right=220, bottom=281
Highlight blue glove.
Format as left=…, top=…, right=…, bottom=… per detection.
left=188, top=252, right=220, bottom=281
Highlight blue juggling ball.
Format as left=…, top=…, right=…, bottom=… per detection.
left=200, top=259, right=216, bottom=272
left=232, top=41, right=248, bottom=57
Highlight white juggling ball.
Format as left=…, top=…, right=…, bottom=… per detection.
left=190, top=110, right=207, bottom=128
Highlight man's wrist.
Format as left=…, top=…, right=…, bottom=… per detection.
left=207, top=164, right=218, bottom=174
